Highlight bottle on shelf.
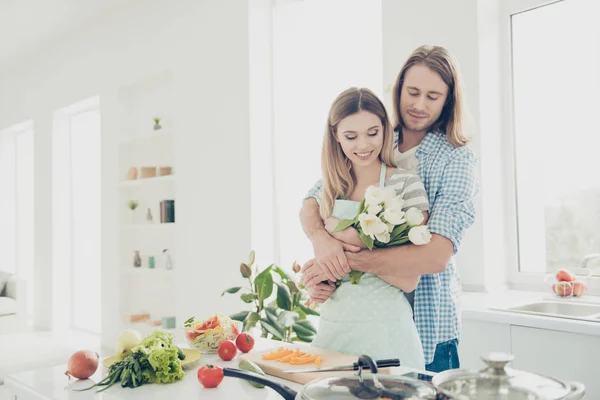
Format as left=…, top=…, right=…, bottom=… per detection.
left=134, top=250, right=142, bottom=267
left=163, top=249, right=173, bottom=270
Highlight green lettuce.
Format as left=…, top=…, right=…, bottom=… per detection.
left=134, top=330, right=184, bottom=384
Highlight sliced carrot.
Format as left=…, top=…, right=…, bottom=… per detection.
left=262, top=347, right=326, bottom=367
left=276, top=353, right=301, bottom=362
left=261, top=347, right=284, bottom=357
left=289, top=355, right=318, bottom=365
left=262, top=349, right=294, bottom=360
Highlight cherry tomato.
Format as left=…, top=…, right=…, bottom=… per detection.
left=185, top=329, right=200, bottom=341
left=217, top=340, right=237, bottom=361
left=235, top=333, right=255, bottom=353
left=197, top=315, right=219, bottom=331
left=197, top=364, right=224, bottom=388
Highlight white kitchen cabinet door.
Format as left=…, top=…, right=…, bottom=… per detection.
left=510, top=325, right=599, bottom=399
left=459, top=320, right=512, bottom=369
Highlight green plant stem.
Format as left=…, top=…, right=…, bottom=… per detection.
left=248, top=276, right=261, bottom=313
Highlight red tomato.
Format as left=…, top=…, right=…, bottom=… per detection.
left=198, top=315, right=219, bottom=331
left=232, top=323, right=240, bottom=336
left=185, top=329, right=200, bottom=341
left=235, top=333, right=255, bottom=353
left=217, top=340, right=237, bottom=361
left=197, top=364, right=224, bottom=388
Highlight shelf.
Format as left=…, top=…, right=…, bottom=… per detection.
left=119, top=129, right=172, bottom=145
left=120, top=174, right=175, bottom=187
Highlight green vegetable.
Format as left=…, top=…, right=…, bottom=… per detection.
left=76, top=330, right=185, bottom=392
left=135, top=330, right=184, bottom=384
left=183, top=316, right=195, bottom=328
left=238, top=359, right=266, bottom=388
left=76, top=351, right=151, bottom=392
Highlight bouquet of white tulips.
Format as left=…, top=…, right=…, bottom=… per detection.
left=333, top=185, right=432, bottom=284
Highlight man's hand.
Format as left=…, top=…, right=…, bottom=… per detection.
left=307, top=281, right=336, bottom=303
left=302, top=258, right=335, bottom=288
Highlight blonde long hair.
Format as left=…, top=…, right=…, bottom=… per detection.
left=392, top=45, right=470, bottom=147
left=320, top=87, right=396, bottom=219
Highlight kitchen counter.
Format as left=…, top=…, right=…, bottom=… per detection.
left=461, top=289, right=600, bottom=336
left=3, top=338, right=424, bottom=400
left=460, top=289, right=600, bottom=398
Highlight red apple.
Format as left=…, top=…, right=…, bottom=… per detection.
left=573, top=281, right=587, bottom=297
left=555, top=269, right=576, bottom=283
left=552, top=282, right=573, bottom=297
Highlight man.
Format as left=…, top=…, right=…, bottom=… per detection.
left=299, top=45, right=479, bottom=372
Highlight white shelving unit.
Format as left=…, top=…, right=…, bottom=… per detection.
left=116, top=70, right=177, bottom=333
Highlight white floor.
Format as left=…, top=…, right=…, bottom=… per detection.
left=0, top=328, right=100, bottom=396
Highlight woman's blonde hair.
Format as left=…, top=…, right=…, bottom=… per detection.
left=392, top=45, right=469, bottom=147
left=320, top=87, right=396, bottom=219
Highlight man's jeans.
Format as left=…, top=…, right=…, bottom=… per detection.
left=425, top=339, right=460, bottom=373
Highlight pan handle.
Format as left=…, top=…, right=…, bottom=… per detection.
left=357, top=355, right=379, bottom=374
left=223, top=368, right=298, bottom=400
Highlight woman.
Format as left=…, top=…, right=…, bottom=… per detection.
left=308, top=87, right=429, bottom=369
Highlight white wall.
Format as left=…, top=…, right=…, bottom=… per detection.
left=0, top=0, right=253, bottom=349
left=382, top=0, right=498, bottom=290
left=0, top=0, right=513, bottom=348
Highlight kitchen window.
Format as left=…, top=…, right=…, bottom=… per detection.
left=505, top=0, right=600, bottom=279
left=53, top=97, right=102, bottom=333
left=0, top=121, right=35, bottom=320
left=269, top=0, right=383, bottom=271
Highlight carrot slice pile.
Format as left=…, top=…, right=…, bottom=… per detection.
left=261, top=346, right=323, bottom=368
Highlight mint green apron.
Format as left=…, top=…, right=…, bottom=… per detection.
left=312, top=162, right=425, bottom=370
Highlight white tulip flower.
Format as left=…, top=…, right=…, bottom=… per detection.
left=408, top=225, right=432, bottom=245
left=405, top=207, right=425, bottom=227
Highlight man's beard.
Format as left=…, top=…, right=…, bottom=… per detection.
left=402, top=114, right=434, bottom=133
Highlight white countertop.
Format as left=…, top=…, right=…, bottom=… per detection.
left=3, top=338, right=423, bottom=400
left=461, top=289, right=600, bottom=336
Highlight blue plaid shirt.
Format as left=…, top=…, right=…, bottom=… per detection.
left=305, top=129, right=479, bottom=364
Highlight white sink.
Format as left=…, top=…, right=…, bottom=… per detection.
left=493, top=300, right=600, bottom=322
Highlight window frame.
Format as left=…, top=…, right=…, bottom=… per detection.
left=501, top=0, right=600, bottom=294
left=52, top=96, right=102, bottom=333
left=0, top=120, right=35, bottom=318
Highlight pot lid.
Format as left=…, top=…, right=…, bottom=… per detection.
left=300, top=374, right=437, bottom=400
left=299, top=356, right=437, bottom=400
left=432, top=352, right=575, bottom=400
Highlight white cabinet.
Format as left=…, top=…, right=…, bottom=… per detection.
left=510, top=325, right=599, bottom=399
left=460, top=320, right=511, bottom=369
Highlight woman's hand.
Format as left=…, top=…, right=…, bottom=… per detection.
left=325, top=217, right=366, bottom=250
left=310, top=227, right=360, bottom=281
left=302, top=258, right=342, bottom=289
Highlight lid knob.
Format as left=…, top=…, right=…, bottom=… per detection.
left=480, top=352, right=514, bottom=376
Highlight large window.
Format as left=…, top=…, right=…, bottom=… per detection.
left=0, top=122, right=34, bottom=319
left=271, top=0, right=383, bottom=270
left=510, top=0, right=600, bottom=275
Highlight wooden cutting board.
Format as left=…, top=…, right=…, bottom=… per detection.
left=238, top=342, right=390, bottom=385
